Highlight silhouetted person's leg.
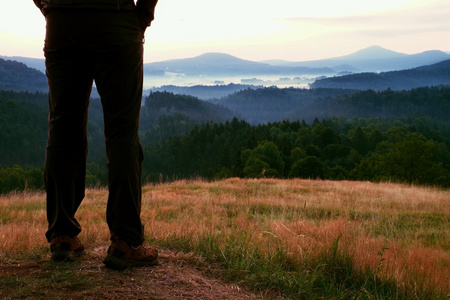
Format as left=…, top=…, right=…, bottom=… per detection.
left=92, top=11, right=145, bottom=246
left=44, top=11, right=93, bottom=242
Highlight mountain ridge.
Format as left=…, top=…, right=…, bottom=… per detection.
left=263, top=46, right=450, bottom=72
left=310, top=59, right=450, bottom=90
left=4, top=45, right=448, bottom=76
left=144, top=52, right=335, bottom=76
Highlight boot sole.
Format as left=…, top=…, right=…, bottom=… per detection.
left=103, top=254, right=158, bottom=270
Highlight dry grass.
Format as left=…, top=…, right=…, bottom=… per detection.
left=142, top=179, right=450, bottom=295
left=0, top=178, right=449, bottom=298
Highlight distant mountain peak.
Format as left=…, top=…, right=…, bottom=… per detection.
left=197, top=52, right=237, bottom=59
left=194, top=52, right=255, bottom=64
left=343, top=45, right=406, bottom=60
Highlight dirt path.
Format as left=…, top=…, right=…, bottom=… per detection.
left=1, top=247, right=286, bottom=300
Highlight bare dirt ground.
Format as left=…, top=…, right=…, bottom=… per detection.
left=1, top=247, right=286, bottom=300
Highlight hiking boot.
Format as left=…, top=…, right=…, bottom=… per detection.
left=103, top=237, right=158, bottom=270
left=50, top=235, right=85, bottom=262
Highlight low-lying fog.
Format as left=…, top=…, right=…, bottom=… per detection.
left=143, top=74, right=317, bottom=89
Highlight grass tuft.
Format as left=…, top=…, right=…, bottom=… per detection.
left=1, top=179, right=449, bottom=299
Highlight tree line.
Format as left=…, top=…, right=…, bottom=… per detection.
left=1, top=87, right=449, bottom=193
left=141, top=116, right=450, bottom=187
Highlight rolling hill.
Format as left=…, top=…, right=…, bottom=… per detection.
left=0, top=58, right=47, bottom=92
left=140, top=91, right=237, bottom=129
left=310, top=59, right=450, bottom=90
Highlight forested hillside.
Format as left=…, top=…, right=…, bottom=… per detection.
left=212, top=88, right=353, bottom=124
left=0, top=91, right=48, bottom=167
left=311, top=59, right=450, bottom=90
left=1, top=87, right=449, bottom=193
left=0, top=59, right=47, bottom=92
left=140, top=91, right=236, bottom=130
left=215, top=86, right=450, bottom=125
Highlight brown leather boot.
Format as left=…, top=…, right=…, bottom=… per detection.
left=50, top=235, right=85, bottom=262
left=103, top=237, right=158, bottom=269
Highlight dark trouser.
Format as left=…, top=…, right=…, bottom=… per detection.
left=44, top=9, right=145, bottom=246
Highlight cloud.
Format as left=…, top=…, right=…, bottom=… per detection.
left=281, top=1, right=450, bottom=43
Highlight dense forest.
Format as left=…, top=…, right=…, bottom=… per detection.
left=141, top=117, right=450, bottom=187
left=1, top=86, right=449, bottom=193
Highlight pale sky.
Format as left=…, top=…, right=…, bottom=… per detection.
left=1, top=0, right=449, bottom=63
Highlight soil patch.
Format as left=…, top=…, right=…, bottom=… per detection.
left=0, top=247, right=286, bottom=299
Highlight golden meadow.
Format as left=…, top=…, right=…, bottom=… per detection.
left=1, top=178, right=449, bottom=298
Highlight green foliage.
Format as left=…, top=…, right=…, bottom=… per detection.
left=350, top=133, right=450, bottom=186
left=143, top=116, right=450, bottom=187
left=243, top=141, right=284, bottom=178
left=2, top=87, right=450, bottom=192
left=0, top=92, right=110, bottom=192
left=377, top=134, right=448, bottom=184
left=0, top=96, right=47, bottom=167
left=0, top=165, right=44, bottom=193
left=158, top=231, right=425, bottom=299
left=289, top=156, right=326, bottom=179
